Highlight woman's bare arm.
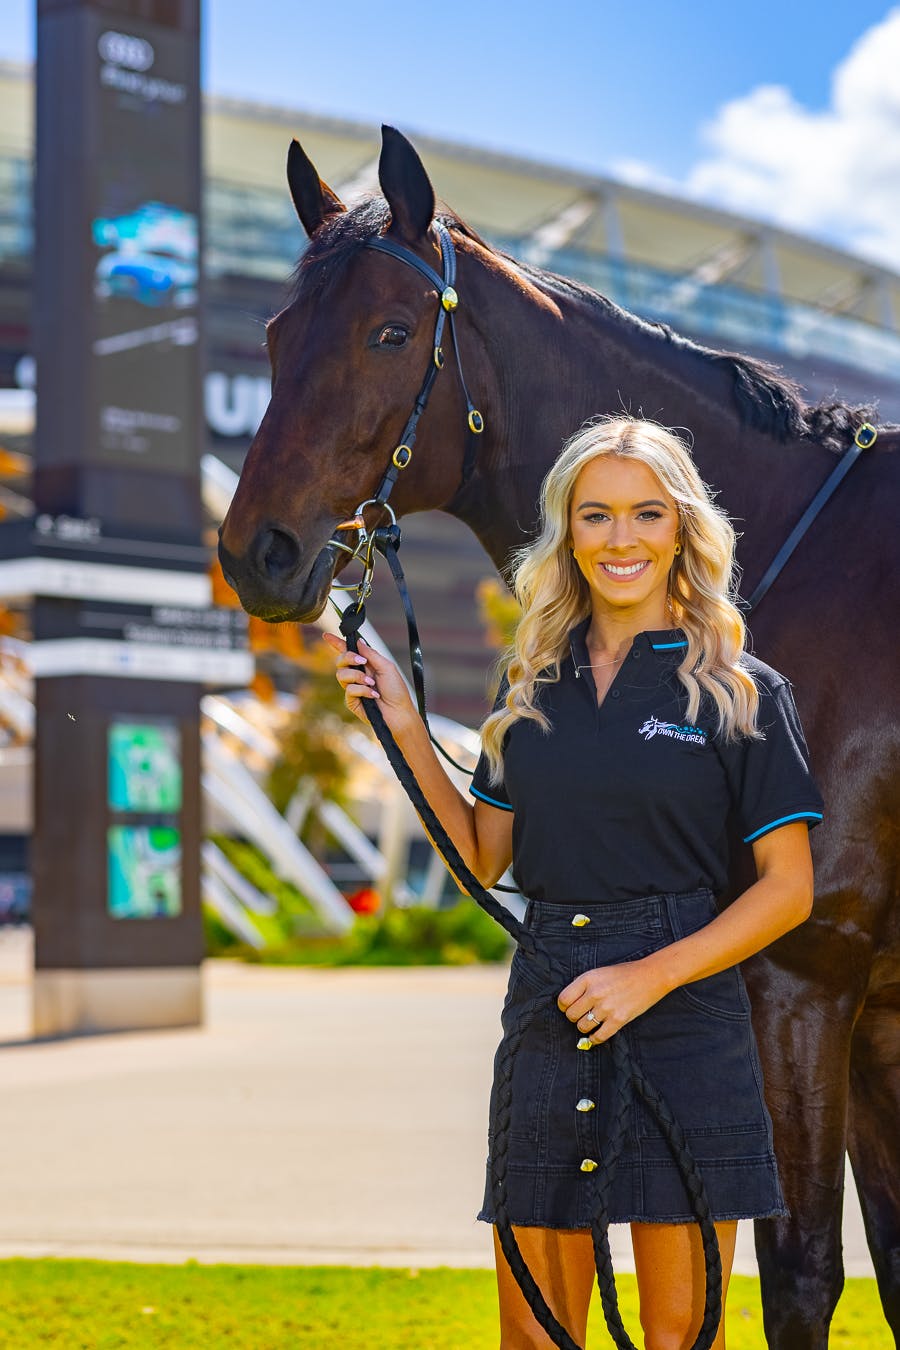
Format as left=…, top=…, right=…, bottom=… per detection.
left=559, top=822, right=814, bottom=1041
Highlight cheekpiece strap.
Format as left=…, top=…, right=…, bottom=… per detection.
left=364, top=221, right=484, bottom=507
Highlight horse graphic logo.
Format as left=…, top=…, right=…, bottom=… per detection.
left=638, top=715, right=707, bottom=746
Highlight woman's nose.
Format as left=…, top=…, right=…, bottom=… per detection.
left=608, top=517, right=637, bottom=547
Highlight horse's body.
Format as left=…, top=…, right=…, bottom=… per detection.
left=219, top=128, right=900, bottom=1348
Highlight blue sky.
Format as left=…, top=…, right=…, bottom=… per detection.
left=4, top=2, right=900, bottom=266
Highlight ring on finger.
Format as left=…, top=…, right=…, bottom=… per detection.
left=585, top=1009, right=597, bottom=1024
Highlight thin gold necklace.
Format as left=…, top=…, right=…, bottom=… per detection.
left=574, top=652, right=626, bottom=676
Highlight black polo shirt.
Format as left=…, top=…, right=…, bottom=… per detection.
left=469, top=621, right=823, bottom=903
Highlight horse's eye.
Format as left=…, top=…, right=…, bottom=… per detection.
left=377, top=325, right=409, bottom=347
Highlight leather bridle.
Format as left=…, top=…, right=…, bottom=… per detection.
left=329, top=220, right=483, bottom=610
left=329, top=220, right=484, bottom=774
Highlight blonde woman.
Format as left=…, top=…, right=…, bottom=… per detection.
left=326, top=416, right=822, bottom=1349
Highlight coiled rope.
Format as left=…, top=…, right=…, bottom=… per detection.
left=339, top=599, right=722, bottom=1350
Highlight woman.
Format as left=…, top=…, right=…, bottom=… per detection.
left=325, top=416, right=823, bottom=1349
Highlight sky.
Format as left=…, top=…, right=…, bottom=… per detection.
left=3, top=1, right=900, bottom=269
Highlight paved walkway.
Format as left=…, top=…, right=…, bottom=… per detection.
left=0, top=928, right=874, bottom=1276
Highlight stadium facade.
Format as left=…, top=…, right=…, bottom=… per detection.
left=1, top=59, right=899, bottom=722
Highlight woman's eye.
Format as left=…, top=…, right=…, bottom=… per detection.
left=377, top=325, right=409, bottom=347
left=638, top=510, right=663, bottom=521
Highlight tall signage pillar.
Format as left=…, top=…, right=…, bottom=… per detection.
left=31, top=0, right=218, bottom=1034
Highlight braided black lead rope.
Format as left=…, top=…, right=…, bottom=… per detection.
left=340, top=602, right=722, bottom=1350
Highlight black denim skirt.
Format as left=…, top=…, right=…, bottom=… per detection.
left=479, top=889, right=787, bottom=1228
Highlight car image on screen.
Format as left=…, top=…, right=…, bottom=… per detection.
left=92, top=202, right=198, bottom=309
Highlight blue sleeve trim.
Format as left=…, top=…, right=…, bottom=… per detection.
left=469, top=785, right=514, bottom=813
left=743, top=811, right=823, bottom=843
left=651, top=640, right=689, bottom=650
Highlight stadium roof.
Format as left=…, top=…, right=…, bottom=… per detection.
left=1, top=57, right=899, bottom=329
left=203, top=92, right=900, bottom=331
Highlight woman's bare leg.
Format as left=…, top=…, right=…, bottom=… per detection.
left=493, top=1225, right=595, bottom=1349
left=631, top=1220, right=738, bottom=1350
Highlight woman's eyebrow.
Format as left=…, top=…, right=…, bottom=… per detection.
left=576, top=499, right=669, bottom=510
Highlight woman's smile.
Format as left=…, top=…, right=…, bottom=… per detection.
left=598, top=559, right=651, bottom=579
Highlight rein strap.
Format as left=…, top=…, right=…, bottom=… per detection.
left=746, top=421, right=877, bottom=611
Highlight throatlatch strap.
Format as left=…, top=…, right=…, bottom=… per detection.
left=337, top=603, right=723, bottom=1350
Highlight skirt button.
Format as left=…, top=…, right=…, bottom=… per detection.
left=576, top=1098, right=596, bottom=1112
left=580, top=1158, right=598, bottom=1172
left=576, top=1037, right=593, bottom=1051
left=571, top=913, right=591, bottom=928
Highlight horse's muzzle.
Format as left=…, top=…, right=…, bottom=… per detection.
left=217, top=530, right=337, bottom=623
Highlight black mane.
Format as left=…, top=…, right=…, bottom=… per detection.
left=289, top=198, right=878, bottom=454
left=511, top=259, right=878, bottom=455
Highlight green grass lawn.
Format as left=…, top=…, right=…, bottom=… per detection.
left=0, top=1261, right=890, bottom=1348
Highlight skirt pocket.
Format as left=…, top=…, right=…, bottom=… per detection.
left=665, top=892, right=751, bottom=1022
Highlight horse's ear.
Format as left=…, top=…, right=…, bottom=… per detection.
left=287, top=139, right=345, bottom=237
left=378, top=125, right=435, bottom=243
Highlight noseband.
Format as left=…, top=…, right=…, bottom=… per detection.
left=329, top=220, right=483, bottom=606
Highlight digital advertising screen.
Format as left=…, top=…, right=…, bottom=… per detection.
left=108, top=719, right=182, bottom=813
left=107, top=825, right=182, bottom=920
left=90, top=15, right=200, bottom=472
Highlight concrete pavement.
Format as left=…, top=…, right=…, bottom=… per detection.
left=0, top=928, right=874, bottom=1276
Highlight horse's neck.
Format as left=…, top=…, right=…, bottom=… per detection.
left=446, top=244, right=825, bottom=574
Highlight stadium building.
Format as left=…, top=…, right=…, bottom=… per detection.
left=1, top=58, right=899, bottom=727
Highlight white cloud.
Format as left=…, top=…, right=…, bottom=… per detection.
left=623, top=9, right=900, bottom=271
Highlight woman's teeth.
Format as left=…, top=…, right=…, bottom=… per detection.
left=600, top=561, right=649, bottom=577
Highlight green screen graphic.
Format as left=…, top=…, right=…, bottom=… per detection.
left=108, top=720, right=182, bottom=812
left=107, top=826, right=181, bottom=919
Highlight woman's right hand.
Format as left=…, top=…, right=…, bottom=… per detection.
left=322, top=631, right=418, bottom=735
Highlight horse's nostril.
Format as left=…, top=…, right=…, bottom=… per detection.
left=258, top=527, right=301, bottom=582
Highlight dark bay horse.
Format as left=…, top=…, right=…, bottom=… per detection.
left=219, top=126, right=900, bottom=1349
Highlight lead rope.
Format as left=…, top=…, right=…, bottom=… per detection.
left=338, top=594, right=723, bottom=1350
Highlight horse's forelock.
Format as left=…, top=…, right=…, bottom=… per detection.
left=286, top=198, right=486, bottom=307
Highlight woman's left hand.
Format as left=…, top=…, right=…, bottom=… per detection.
left=558, top=961, right=668, bottom=1044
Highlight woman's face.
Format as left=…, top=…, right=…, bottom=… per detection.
left=569, top=455, right=680, bottom=620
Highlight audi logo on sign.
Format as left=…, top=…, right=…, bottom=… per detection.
left=98, top=31, right=155, bottom=71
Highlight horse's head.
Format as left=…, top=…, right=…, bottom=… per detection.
left=218, top=126, right=483, bottom=621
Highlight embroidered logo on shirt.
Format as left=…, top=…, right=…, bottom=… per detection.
left=638, top=715, right=707, bottom=746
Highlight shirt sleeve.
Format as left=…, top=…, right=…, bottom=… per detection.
left=469, top=678, right=514, bottom=813
left=719, top=675, right=824, bottom=844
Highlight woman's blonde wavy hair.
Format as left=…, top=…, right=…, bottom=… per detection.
left=480, top=415, right=761, bottom=782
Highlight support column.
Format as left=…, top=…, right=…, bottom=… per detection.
left=31, top=0, right=210, bottom=1035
